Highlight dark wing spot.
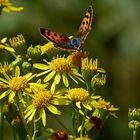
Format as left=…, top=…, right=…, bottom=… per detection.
left=82, top=21, right=85, bottom=25
left=86, top=21, right=88, bottom=25
left=54, top=33, right=57, bottom=36
left=47, top=30, right=51, bottom=36
left=85, top=26, right=87, bottom=30
left=85, top=15, right=89, bottom=19
left=80, top=27, right=83, bottom=30
left=51, top=36, right=55, bottom=40
left=60, top=35, right=63, bottom=38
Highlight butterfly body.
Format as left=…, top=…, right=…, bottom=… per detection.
left=40, top=6, right=93, bottom=52
left=53, top=36, right=84, bottom=51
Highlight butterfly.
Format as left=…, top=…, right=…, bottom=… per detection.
left=40, top=6, right=93, bottom=52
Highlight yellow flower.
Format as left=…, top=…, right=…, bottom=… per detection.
left=34, top=56, right=84, bottom=93
left=41, top=42, right=55, bottom=55
left=0, top=66, right=36, bottom=103
left=0, top=0, right=24, bottom=13
left=91, top=98, right=119, bottom=118
left=67, top=50, right=87, bottom=67
left=67, top=88, right=100, bottom=110
left=24, top=87, right=70, bottom=126
left=81, top=57, right=98, bottom=72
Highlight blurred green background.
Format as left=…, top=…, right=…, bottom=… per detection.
left=1, top=0, right=140, bottom=139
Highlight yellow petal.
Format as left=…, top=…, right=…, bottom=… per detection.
left=1, top=37, right=7, bottom=43
left=62, top=73, right=69, bottom=87
left=47, top=104, right=61, bottom=115
left=41, top=109, right=46, bottom=126
left=50, top=82, right=56, bottom=94
left=24, top=108, right=35, bottom=119
left=54, top=73, right=61, bottom=84
left=37, top=69, right=51, bottom=77
left=8, top=91, right=15, bottom=102
left=44, top=71, right=56, bottom=82
left=27, top=109, right=36, bottom=123
left=33, top=63, right=49, bottom=70
left=15, top=66, right=20, bottom=77
left=0, top=90, right=11, bottom=99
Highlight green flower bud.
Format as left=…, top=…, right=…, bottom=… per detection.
left=128, top=120, right=140, bottom=130
left=22, top=61, right=32, bottom=73
left=91, top=73, right=106, bottom=89
left=128, top=108, right=140, bottom=122
left=27, top=45, right=41, bottom=62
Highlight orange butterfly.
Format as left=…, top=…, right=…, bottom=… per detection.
left=40, top=6, right=93, bottom=52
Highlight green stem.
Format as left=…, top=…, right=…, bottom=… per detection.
left=80, top=109, right=87, bottom=137
left=0, top=101, right=4, bottom=140
left=15, top=95, right=32, bottom=139
left=12, top=127, right=20, bottom=140
left=72, top=103, right=79, bottom=137
left=53, top=115, right=72, bottom=134
left=133, top=130, right=137, bottom=140
left=32, top=118, right=37, bottom=140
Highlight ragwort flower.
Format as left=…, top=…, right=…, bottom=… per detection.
left=34, top=56, right=84, bottom=93
left=0, top=66, right=35, bottom=103
left=67, top=88, right=100, bottom=110
left=24, top=87, right=70, bottom=126
left=91, top=98, right=119, bottom=118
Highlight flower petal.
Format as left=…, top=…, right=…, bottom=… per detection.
left=67, top=73, right=78, bottom=84
left=47, top=104, right=61, bottom=115
left=50, top=82, right=56, bottom=94
left=41, top=109, right=46, bottom=126
left=62, top=73, right=69, bottom=87
left=51, top=98, right=70, bottom=105
left=44, top=71, right=56, bottom=82
left=33, top=63, right=49, bottom=70
left=8, top=91, right=15, bottom=102
left=15, top=66, right=20, bottom=77
left=54, top=73, right=61, bottom=84
left=0, top=90, right=11, bottom=99
left=37, top=69, right=51, bottom=77
left=27, top=109, right=36, bottom=123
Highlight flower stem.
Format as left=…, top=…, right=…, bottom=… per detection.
left=32, top=118, right=38, bottom=140
left=80, top=109, right=87, bottom=137
left=15, top=95, right=32, bottom=139
left=72, top=103, right=79, bottom=137
left=0, top=101, right=4, bottom=140
left=133, top=130, right=137, bottom=140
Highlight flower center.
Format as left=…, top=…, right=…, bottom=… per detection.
left=49, top=57, right=71, bottom=73
left=68, top=88, right=89, bottom=102
left=32, top=90, right=53, bottom=109
left=9, top=76, right=28, bottom=91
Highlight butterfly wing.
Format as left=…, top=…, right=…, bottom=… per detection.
left=77, top=6, right=93, bottom=36
left=40, top=28, right=70, bottom=45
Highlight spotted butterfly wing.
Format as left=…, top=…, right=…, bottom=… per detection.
left=76, top=6, right=93, bottom=46
left=40, top=6, right=93, bottom=52
left=77, top=6, right=93, bottom=36
left=40, top=28, right=70, bottom=45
